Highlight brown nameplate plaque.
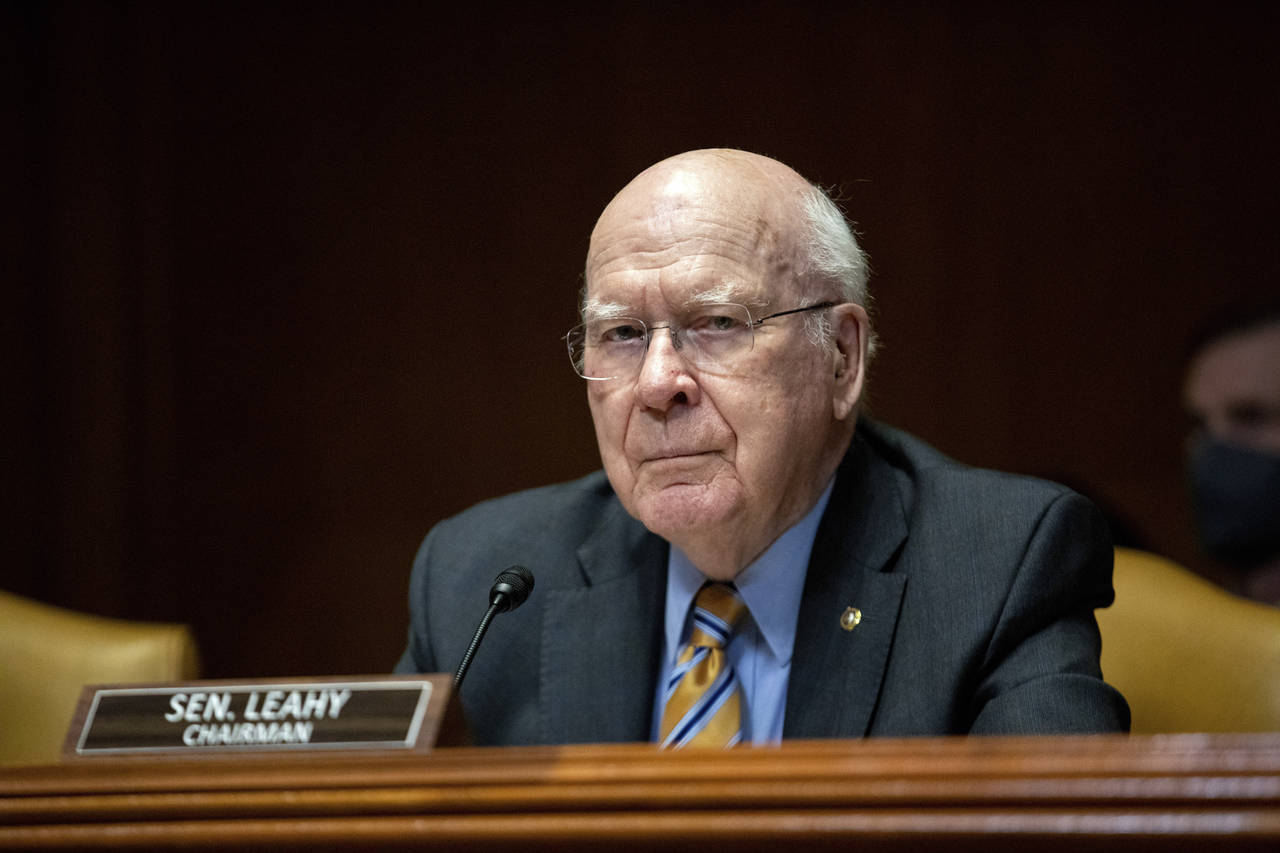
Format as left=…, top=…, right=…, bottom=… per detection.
left=64, top=674, right=467, bottom=758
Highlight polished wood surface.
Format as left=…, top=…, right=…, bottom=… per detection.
left=2, top=734, right=1278, bottom=850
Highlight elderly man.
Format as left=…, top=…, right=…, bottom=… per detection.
left=395, top=149, right=1129, bottom=746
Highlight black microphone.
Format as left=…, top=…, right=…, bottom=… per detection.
left=453, top=566, right=535, bottom=689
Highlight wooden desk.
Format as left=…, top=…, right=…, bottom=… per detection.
left=2, top=734, right=1278, bottom=850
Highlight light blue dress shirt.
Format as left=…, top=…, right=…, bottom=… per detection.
left=652, top=479, right=835, bottom=745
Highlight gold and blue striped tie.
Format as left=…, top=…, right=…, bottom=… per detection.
left=660, top=582, right=747, bottom=749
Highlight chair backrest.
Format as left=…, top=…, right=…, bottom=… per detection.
left=0, top=590, right=200, bottom=765
left=1098, top=547, right=1280, bottom=733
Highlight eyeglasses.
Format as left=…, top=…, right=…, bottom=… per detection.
left=565, top=301, right=835, bottom=381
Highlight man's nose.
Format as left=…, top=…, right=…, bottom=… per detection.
left=634, top=326, right=699, bottom=410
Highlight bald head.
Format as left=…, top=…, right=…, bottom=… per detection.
left=587, top=150, right=855, bottom=307
left=594, top=149, right=815, bottom=232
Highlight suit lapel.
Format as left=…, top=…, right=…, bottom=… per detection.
left=540, top=500, right=668, bottom=744
left=785, top=432, right=909, bottom=739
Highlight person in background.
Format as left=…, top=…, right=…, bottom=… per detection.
left=1184, top=307, right=1280, bottom=604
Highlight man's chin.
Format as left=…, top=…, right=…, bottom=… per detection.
left=632, top=482, right=740, bottom=540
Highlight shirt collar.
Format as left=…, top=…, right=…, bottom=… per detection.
left=664, top=477, right=835, bottom=663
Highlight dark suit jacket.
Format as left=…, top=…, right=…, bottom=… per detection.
left=395, top=420, right=1130, bottom=744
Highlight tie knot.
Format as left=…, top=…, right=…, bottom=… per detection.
left=689, top=583, right=745, bottom=649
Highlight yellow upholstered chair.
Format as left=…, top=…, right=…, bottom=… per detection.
left=1098, top=547, right=1280, bottom=733
left=0, top=590, right=200, bottom=765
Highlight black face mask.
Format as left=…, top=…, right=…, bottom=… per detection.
left=1188, top=436, right=1280, bottom=567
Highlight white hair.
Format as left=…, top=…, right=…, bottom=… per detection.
left=798, top=184, right=876, bottom=356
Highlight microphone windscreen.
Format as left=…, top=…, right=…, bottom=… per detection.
left=489, top=565, right=534, bottom=612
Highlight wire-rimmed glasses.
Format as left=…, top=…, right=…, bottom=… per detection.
left=565, top=301, right=835, bottom=381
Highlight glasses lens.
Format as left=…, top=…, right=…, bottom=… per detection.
left=565, top=303, right=756, bottom=380
left=682, top=304, right=753, bottom=369
left=568, top=317, right=649, bottom=380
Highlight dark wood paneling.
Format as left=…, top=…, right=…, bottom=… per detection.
left=7, top=2, right=1278, bottom=677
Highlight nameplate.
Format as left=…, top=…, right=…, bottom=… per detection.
left=65, top=675, right=465, bottom=758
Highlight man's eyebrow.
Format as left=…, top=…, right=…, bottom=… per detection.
left=685, top=285, right=766, bottom=311
left=582, top=287, right=767, bottom=321
left=581, top=299, right=633, bottom=322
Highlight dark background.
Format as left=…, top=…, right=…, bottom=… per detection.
left=6, top=1, right=1277, bottom=678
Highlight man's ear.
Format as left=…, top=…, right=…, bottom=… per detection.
left=831, top=303, right=869, bottom=421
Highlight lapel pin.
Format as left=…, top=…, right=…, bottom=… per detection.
left=840, top=606, right=862, bottom=631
